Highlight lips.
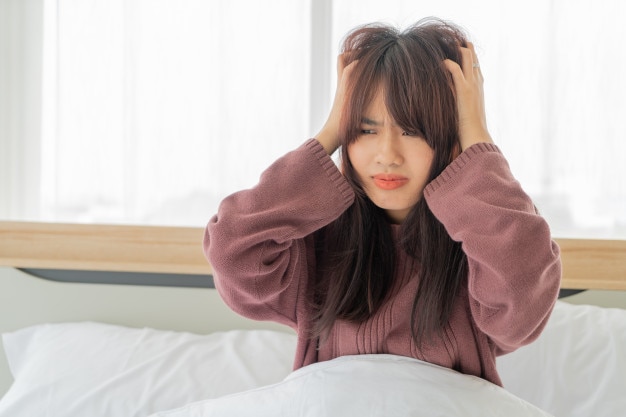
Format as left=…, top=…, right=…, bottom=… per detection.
left=372, top=174, right=409, bottom=190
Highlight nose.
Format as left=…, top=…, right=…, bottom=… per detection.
left=374, top=134, right=403, bottom=167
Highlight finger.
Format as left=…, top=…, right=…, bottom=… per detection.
left=342, top=59, right=359, bottom=81
left=442, top=58, right=464, bottom=94
left=337, top=53, right=346, bottom=78
left=338, top=52, right=359, bottom=79
left=459, top=46, right=475, bottom=79
left=466, top=42, right=478, bottom=66
left=466, top=42, right=483, bottom=80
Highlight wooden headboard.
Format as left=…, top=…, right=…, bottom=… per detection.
left=1, top=221, right=625, bottom=290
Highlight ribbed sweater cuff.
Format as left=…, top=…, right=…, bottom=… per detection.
left=424, top=142, right=502, bottom=198
left=304, top=139, right=355, bottom=206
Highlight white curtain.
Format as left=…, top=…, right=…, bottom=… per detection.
left=37, top=0, right=312, bottom=225
left=1, top=0, right=625, bottom=239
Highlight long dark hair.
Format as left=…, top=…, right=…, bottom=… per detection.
left=313, top=18, right=469, bottom=347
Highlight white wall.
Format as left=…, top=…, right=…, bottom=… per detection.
left=563, top=290, right=626, bottom=310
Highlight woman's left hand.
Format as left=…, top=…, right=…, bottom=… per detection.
left=443, top=42, right=493, bottom=152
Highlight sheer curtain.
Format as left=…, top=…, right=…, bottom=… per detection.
left=39, top=0, right=313, bottom=225
left=2, top=0, right=625, bottom=238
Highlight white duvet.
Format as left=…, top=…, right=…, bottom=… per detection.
left=149, top=354, right=551, bottom=417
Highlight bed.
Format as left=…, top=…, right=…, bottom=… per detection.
left=0, top=221, right=625, bottom=417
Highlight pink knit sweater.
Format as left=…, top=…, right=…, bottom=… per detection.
left=204, top=139, right=561, bottom=386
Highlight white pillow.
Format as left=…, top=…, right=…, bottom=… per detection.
left=149, top=354, right=553, bottom=417
left=497, top=301, right=626, bottom=417
left=0, top=322, right=296, bottom=417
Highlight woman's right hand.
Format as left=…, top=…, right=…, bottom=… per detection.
left=315, top=53, right=357, bottom=155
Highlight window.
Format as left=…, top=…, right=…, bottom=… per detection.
left=2, top=0, right=625, bottom=238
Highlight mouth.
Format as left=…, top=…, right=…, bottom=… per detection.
left=372, top=174, right=409, bottom=190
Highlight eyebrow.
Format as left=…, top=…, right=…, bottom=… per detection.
left=361, top=117, right=381, bottom=126
left=361, top=117, right=401, bottom=128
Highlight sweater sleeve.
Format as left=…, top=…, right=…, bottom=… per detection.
left=203, top=139, right=355, bottom=328
left=424, top=143, right=561, bottom=355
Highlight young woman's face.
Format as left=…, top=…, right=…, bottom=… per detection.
left=347, top=87, right=435, bottom=224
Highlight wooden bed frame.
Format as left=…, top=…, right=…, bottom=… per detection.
left=1, top=221, right=626, bottom=290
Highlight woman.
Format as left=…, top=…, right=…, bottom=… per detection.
left=204, top=18, right=561, bottom=386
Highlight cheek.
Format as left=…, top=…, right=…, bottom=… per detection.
left=416, top=147, right=435, bottom=175
left=346, top=143, right=367, bottom=175
left=345, top=144, right=373, bottom=194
